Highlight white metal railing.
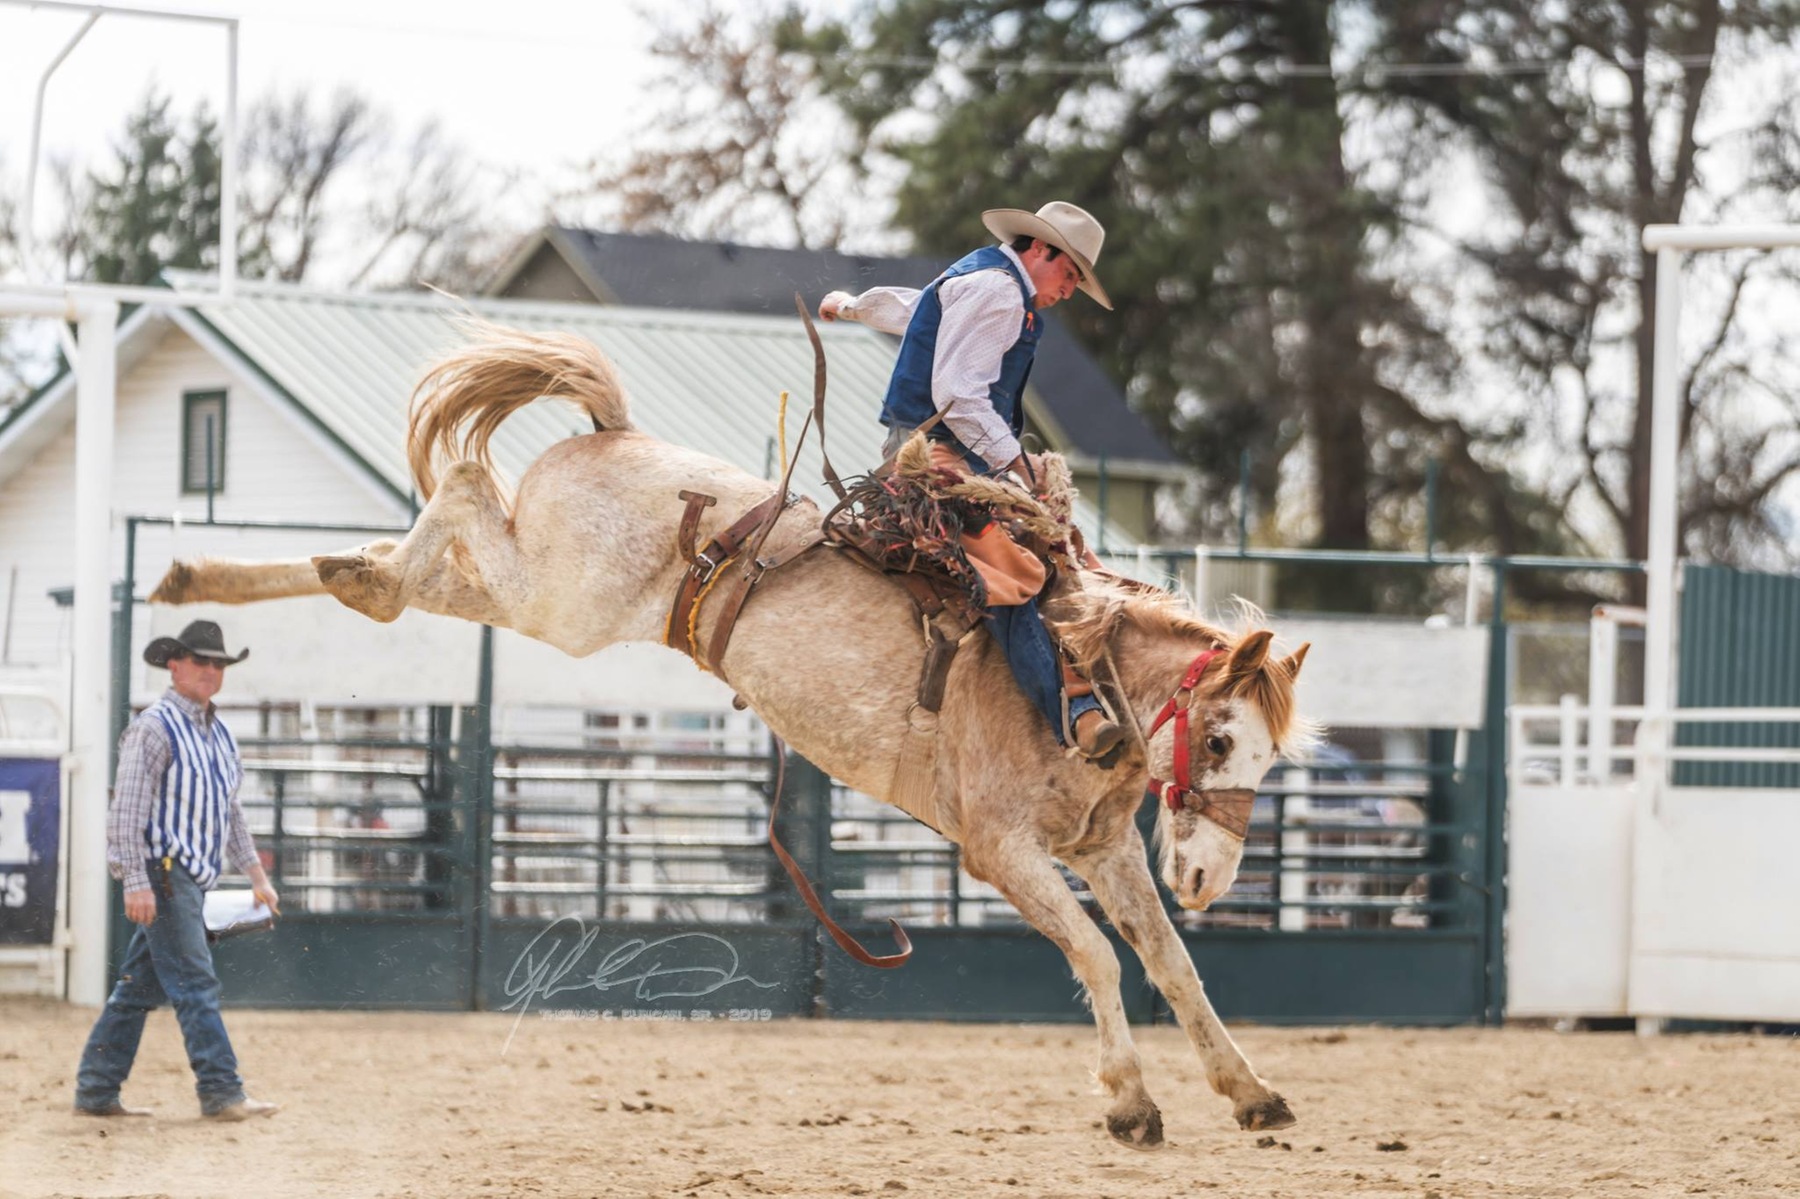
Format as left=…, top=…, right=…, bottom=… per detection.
left=1509, top=699, right=1800, bottom=785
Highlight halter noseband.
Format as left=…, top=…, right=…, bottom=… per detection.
left=1143, top=648, right=1256, bottom=841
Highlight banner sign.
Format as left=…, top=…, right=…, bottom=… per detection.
left=0, top=758, right=61, bottom=945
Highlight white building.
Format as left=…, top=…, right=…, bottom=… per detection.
left=0, top=280, right=957, bottom=728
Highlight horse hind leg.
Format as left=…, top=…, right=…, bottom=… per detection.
left=315, top=461, right=521, bottom=624
left=1071, top=837, right=1295, bottom=1132
left=152, top=538, right=510, bottom=628
left=968, top=838, right=1165, bottom=1148
left=151, top=542, right=398, bottom=605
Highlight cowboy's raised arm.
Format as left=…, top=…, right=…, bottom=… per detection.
left=818, top=286, right=921, bottom=335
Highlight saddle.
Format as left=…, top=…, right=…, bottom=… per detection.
left=656, top=296, right=1108, bottom=968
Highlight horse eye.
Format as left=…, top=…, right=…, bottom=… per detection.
left=1205, top=735, right=1228, bottom=756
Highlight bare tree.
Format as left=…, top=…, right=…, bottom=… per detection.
left=347, top=120, right=514, bottom=292
left=576, top=2, right=878, bottom=251
left=238, top=89, right=376, bottom=282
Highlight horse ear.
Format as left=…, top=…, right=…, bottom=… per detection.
left=1277, top=642, right=1310, bottom=681
left=1227, top=629, right=1274, bottom=676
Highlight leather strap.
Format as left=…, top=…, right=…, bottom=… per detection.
left=795, top=294, right=848, bottom=502
left=704, top=523, right=829, bottom=673
left=768, top=734, right=911, bottom=968
left=916, top=621, right=958, bottom=712
left=676, top=490, right=716, bottom=562
left=665, top=492, right=786, bottom=662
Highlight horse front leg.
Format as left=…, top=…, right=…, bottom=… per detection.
left=966, top=837, right=1164, bottom=1148
left=1072, top=835, right=1295, bottom=1132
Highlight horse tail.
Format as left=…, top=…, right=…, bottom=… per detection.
left=407, top=319, right=634, bottom=502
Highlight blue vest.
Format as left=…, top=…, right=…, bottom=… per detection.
left=879, top=246, right=1042, bottom=473
left=144, top=694, right=242, bottom=889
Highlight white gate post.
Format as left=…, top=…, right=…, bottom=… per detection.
left=67, top=296, right=120, bottom=1006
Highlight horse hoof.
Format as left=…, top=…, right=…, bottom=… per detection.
left=314, top=555, right=403, bottom=622
left=1236, top=1092, right=1296, bottom=1131
left=1106, top=1102, right=1164, bottom=1149
left=148, top=561, right=192, bottom=604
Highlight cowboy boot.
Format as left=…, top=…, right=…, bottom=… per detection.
left=1073, top=708, right=1125, bottom=760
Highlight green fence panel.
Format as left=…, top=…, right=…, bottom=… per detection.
left=1677, top=564, right=1800, bottom=787
left=215, top=915, right=468, bottom=1009
left=823, top=926, right=1155, bottom=1023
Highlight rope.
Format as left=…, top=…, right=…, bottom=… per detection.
left=777, top=390, right=789, bottom=475
left=684, top=552, right=738, bottom=672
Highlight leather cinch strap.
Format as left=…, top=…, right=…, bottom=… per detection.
left=665, top=491, right=785, bottom=664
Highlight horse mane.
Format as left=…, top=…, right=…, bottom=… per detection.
left=407, top=320, right=635, bottom=504
left=1049, top=579, right=1310, bottom=752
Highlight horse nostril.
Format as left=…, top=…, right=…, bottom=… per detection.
left=1185, top=865, right=1206, bottom=895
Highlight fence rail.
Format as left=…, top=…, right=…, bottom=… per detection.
left=214, top=718, right=1476, bottom=940
left=1509, top=701, right=1800, bottom=785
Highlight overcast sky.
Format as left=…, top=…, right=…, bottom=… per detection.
left=0, top=0, right=669, bottom=270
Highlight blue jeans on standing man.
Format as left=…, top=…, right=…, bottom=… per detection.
left=75, top=859, right=246, bottom=1115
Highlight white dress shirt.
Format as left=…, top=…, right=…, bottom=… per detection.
left=833, top=244, right=1037, bottom=470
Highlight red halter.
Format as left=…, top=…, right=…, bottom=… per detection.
left=1144, top=648, right=1221, bottom=812
left=1141, top=648, right=1257, bottom=841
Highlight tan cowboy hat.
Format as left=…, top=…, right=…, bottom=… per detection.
left=981, top=200, right=1112, bottom=309
left=144, top=619, right=250, bottom=668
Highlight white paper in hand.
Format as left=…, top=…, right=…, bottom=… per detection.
left=203, top=890, right=275, bottom=943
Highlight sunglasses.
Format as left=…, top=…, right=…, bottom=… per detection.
left=181, top=655, right=229, bottom=670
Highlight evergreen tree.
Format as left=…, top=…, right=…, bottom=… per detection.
left=82, top=92, right=220, bottom=286
left=791, top=0, right=1800, bottom=584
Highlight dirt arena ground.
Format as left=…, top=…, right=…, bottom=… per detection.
left=2, top=998, right=1795, bottom=1199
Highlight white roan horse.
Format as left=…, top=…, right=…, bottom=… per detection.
left=152, top=325, right=1313, bottom=1147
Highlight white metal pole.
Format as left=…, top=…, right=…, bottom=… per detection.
left=66, top=296, right=119, bottom=1007
left=1277, top=767, right=1310, bottom=932
left=1588, top=611, right=1618, bottom=780
left=1641, top=246, right=1683, bottom=787
left=21, top=12, right=100, bottom=283
left=220, top=19, right=239, bottom=299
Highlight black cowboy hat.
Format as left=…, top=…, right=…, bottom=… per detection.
left=143, top=620, right=250, bottom=668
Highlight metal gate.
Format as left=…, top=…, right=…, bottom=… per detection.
left=189, top=715, right=1497, bottom=1022
left=1676, top=564, right=1800, bottom=786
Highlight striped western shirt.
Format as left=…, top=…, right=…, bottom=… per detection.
left=107, top=689, right=259, bottom=893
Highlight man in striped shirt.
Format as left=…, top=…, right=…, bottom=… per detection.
left=819, top=201, right=1126, bottom=761
left=73, top=620, right=282, bottom=1121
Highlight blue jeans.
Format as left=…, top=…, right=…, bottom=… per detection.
left=75, top=860, right=245, bottom=1115
left=986, top=598, right=1100, bottom=745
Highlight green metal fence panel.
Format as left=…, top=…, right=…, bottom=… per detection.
left=1677, top=564, right=1800, bottom=787
left=469, top=739, right=821, bottom=1013
left=480, top=919, right=816, bottom=1020
left=824, top=927, right=1155, bottom=1022
left=1167, top=929, right=1486, bottom=1024
left=210, top=705, right=481, bottom=1009
left=818, top=729, right=1494, bottom=1026
left=216, top=916, right=468, bottom=1009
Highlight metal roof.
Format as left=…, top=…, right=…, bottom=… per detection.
left=188, top=280, right=1133, bottom=540
left=193, top=282, right=898, bottom=510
